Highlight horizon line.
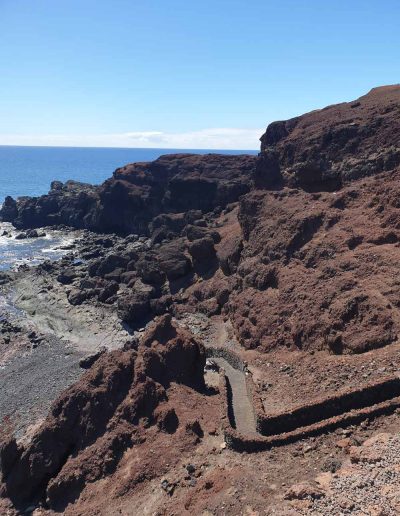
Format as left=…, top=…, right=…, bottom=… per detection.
left=0, top=143, right=260, bottom=152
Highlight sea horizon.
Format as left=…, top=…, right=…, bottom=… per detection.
left=0, top=145, right=258, bottom=202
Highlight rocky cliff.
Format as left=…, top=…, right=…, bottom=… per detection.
left=256, top=85, right=400, bottom=190
left=2, top=87, right=400, bottom=356
left=1, top=84, right=400, bottom=515
left=0, top=315, right=206, bottom=511
left=0, top=153, right=256, bottom=235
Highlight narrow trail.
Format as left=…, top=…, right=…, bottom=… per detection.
left=212, top=357, right=257, bottom=436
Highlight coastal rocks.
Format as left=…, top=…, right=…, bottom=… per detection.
left=188, top=237, right=217, bottom=271
left=0, top=154, right=257, bottom=235
left=0, top=272, right=10, bottom=286
left=117, top=280, right=155, bottom=325
left=185, top=224, right=221, bottom=244
left=156, top=240, right=192, bottom=281
left=257, top=85, right=400, bottom=191
left=67, top=277, right=119, bottom=306
left=88, top=253, right=130, bottom=277
left=2, top=85, right=400, bottom=515
left=57, top=268, right=77, bottom=285
left=0, top=316, right=206, bottom=510
left=136, top=256, right=166, bottom=286
left=149, top=210, right=203, bottom=243
left=0, top=197, right=18, bottom=222
left=0, top=181, right=99, bottom=230
left=15, top=229, right=46, bottom=240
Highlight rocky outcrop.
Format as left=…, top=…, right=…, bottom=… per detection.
left=0, top=181, right=99, bottom=229
left=227, top=177, right=400, bottom=352
left=0, top=315, right=205, bottom=510
left=3, top=87, right=400, bottom=355
left=2, top=85, right=400, bottom=515
left=0, top=154, right=256, bottom=235
left=256, top=85, right=400, bottom=191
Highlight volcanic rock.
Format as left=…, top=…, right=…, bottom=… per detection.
left=256, top=85, right=400, bottom=191
left=0, top=154, right=256, bottom=235
left=0, top=316, right=205, bottom=510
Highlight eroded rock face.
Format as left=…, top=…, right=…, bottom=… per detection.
left=0, top=315, right=205, bottom=510
left=1, top=85, right=400, bottom=515
left=0, top=181, right=99, bottom=229
left=0, top=154, right=256, bottom=235
left=2, top=87, right=400, bottom=356
left=228, top=174, right=400, bottom=353
left=256, top=85, right=400, bottom=191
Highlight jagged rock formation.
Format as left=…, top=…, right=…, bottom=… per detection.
left=256, top=85, right=400, bottom=191
left=0, top=315, right=206, bottom=511
left=2, top=87, right=399, bottom=355
left=1, top=84, right=400, bottom=514
left=0, top=154, right=256, bottom=235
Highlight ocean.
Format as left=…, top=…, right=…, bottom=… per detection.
left=0, top=145, right=258, bottom=203
left=0, top=145, right=258, bottom=271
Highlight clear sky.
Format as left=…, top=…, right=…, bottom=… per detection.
left=0, top=0, right=399, bottom=149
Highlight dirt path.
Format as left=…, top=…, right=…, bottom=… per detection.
left=212, top=357, right=257, bottom=436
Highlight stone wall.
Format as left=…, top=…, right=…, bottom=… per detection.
left=211, top=346, right=400, bottom=453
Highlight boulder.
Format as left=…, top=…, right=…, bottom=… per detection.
left=188, top=237, right=216, bottom=269
left=117, top=280, right=155, bottom=325
left=185, top=225, right=221, bottom=243
left=217, top=236, right=243, bottom=275
left=136, top=256, right=166, bottom=286
left=57, top=268, right=77, bottom=285
left=157, top=241, right=192, bottom=281
left=88, top=254, right=129, bottom=277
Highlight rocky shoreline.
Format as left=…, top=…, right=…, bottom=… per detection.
left=1, top=85, right=400, bottom=515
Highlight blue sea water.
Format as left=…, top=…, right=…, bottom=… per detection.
left=0, top=146, right=258, bottom=272
left=0, top=145, right=258, bottom=203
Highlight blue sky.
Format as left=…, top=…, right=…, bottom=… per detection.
left=0, top=0, right=399, bottom=149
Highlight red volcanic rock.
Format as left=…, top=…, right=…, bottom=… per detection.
left=0, top=154, right=256, bottom=234
left=188, top=236, right=217, bottom=270
left=0, top=316, right=205, bottom=510
left=217, top=234, right=243, bottom=275
left=256, top=85, right=400, bottom=191
left=228, top=172, right=400, bottom=353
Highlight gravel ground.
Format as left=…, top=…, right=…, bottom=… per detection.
left=0, top=334, right=81, bottom=440
left=292, top=433, right=400, bottom=516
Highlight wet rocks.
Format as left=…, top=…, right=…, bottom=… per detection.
left=0, top=197, right=18, bottom=223
left=15, top=229, right=45, bottom=240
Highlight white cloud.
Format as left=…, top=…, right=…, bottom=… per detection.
left=0, top=128, right=263, bottom=150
